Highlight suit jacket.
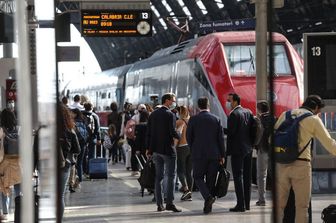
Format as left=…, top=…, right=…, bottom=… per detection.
left=226, top=106, right=253, bottom=156
left=186, top=111, right=225, bottom=160
left=146, top=107, right=180, bottom=156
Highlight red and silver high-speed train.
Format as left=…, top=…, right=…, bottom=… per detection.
left=67, top=31, right=304, bottom=127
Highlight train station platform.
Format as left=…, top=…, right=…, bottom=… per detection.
left=55, top=163, right=332, bottom=223
left=1, top=162, right=334, bottom=222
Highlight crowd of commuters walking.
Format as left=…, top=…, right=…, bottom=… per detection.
left=26, top=91, right=336, bottom=223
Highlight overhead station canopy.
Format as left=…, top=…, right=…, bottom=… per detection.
left=56, top=0, right=336, bottom=70
left=60, top=0, right=150, bottom=10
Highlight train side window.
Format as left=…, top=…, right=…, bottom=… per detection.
left=224, top=44, right=291, bottom=76
left=224, top=45, right=256, bottom=76
left=273, top=45, right=291, bottom=75
left=101, top=92, right=107, bottom=99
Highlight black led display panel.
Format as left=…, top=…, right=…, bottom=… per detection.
left=81, top=10, right=152, bottom=37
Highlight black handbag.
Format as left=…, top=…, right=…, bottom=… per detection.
left=322, top=204, right=336, bottom=223
left=138, top=159, right=155, bottom=196
left=3, top=128, right=19, bottom=155
left=214, top=164, right=230, bottom=198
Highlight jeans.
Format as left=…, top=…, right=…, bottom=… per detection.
left=1, top=184, right=21, bottom=214
left=60, top=165, right=71, bottom=219
left=257, top=150, right=269, bottom=202
left=76, top=142, right=86, bottom=182
left=176, top=145, right=192, bottom=191
left=87, top=141, right=96, bottom=160
left=153, top=152, right=177, bottom=206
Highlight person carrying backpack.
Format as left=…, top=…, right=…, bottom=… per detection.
left=71, top=108, right=89, bottom=189
left=255, top=100, right=274, bottom=207
left=82, top=102, right=101, bottom=176
left=275, top=95, right=336, bottom=223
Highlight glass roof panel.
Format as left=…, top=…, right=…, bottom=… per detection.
left=159, top=18, right=168, bottom=30
left=151, top=5, right=160, bottom=17
left=196, top=0, right=208, bottom=15
left=214, top=0, right=224, bottom=9
left=162, top=0, right=172, bottom=12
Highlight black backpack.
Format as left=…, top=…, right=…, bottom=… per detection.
left=249, top=114, right=264, bottom=146
left=322, top=204, right=336, bottom=223
left=256, top=113, right=274, bottom=152
left=274, top=111, right=312, bottom=164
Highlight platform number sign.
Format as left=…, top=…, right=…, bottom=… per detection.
left=141, top=12, right=149, bottom=19
left=311, top=46, right=321, bottom=56
left=304, top=33, right=336, bottom=102
left=81, top=10, right=152, bottom=37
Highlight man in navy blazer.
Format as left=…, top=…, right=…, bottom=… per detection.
left=226, top=93, right=253, bottom=212
left=146, top=93, right=181, bottom=212
left=186, top=97, right=225, bottom=214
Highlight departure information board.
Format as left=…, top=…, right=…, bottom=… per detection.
left=81, top=10, right=152, bottom=37
left=304, top=33, right=336, bottom=105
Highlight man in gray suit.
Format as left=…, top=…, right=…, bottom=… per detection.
left=186, top=97, right=225, bottom=214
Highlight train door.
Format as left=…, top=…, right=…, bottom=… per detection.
left=170, top=62, right=178, bottom=95
left=176, top=59, right=193, bottom=108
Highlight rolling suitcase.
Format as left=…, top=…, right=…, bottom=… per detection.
left=89, top=145, right=108, bottom=179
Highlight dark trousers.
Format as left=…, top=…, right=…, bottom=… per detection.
left=193, top=158, right=219, bottom=200
left=231, top=151, right=252, bottom=209
left=128, top=139, right=138, bottom=171
left=177, top=145, right=193, bottom=190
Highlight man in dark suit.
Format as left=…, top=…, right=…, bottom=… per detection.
left=186, top=97, right=225, bottom=214
left=146, top=93, right=182, bottom=212
left=226, top=93, right=253, bottom=212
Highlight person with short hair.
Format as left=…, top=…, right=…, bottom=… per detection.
left=226, top=93, right=254, bottom=212
left=255, top=100, right=274, bottom=206
left=275, top=95, right=336, bottom=223
left=61, top=96, right=69, bottom=107
left=146, top=93, right=182, bottom=212
left=186, top=97, right=225, bottom=214
left=70, top=94, right=84, bottom=110
left=82, top=102, right=101, bottom=174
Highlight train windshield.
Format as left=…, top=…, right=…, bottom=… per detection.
left=223, top=44, right=291, bottom=76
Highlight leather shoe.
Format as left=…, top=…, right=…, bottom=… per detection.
left=229, top=206, right=245, bottom=212
left=166, top=204, right=182, bottom=212
left=157, top=205, right=166, bottom=212
left=203, top=196, right=216, bottom=214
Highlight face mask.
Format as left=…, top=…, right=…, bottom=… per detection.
left=170, top=102, right=176, bottom=110
left=225, top=101, right=232, bottom=111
